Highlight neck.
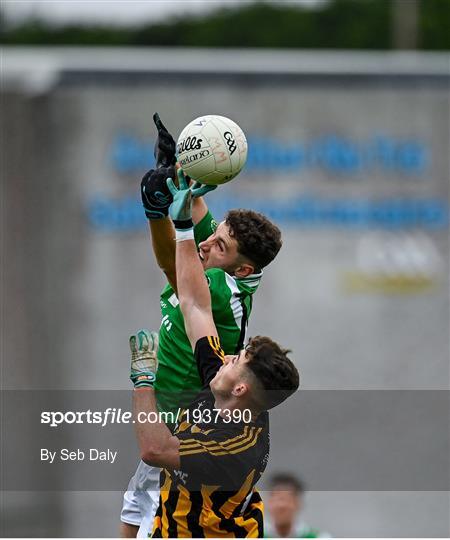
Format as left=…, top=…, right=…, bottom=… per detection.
left=213, top=396, right=258, bottom=422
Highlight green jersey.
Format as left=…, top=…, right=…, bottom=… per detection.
left=265, top=522, right=329, bottom=538
left=154, top=210, right=263, bottom=416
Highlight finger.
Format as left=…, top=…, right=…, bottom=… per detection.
left=150, top=331, right=159, bottom=352
left=138, top=330, right=149, bottom=352
left=147, top=331, right=154, bottom=351
left=153, top=112, right=168, bottom=133
left=191, top=184, right=218, bottom=198
left=166, top=177, right=177, bottom=196
left=184, top=188, right=193, bottom=205
left=129, top=335, right=138, bottom=353
left=177, top=168, right=188, bottom=190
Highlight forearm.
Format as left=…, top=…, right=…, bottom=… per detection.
left=133, top=387, right=179, bottom=469
left=169, top=170, right=217, bottom=345
left=176, top=239, right=210, bottom=312
left=149, top=218, right=177, bottom=291
left=176, top=238, right=216, bottom=346
left=192, top=196, right=208, bottom=225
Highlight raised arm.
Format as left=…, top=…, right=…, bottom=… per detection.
left=141, top=168, right=177, bottom=290
left=141, top=114, right=212, bottom=292
left=167, top=170, right=218, bottom=349
left=129, top=329, right=180, bottom=470
left=140, top=114, right=178, bottom=289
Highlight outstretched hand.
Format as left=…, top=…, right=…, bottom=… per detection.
left=141, top=166, right=175, bottom=220
left=153, top=112, right=176, bottom=168
left=129, top=329, right=159, bottom=388
left=167, top=169, right=218, bottom=223
left=191, top=181, right=218, bottom=198
left=167, top=169, right=194, bottom=226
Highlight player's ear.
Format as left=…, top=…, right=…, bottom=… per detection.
left=232, top=382, right=249, bottom=398
left=234, top=263, right=254, bottom=278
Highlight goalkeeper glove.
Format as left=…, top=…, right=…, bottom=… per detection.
left=191, top=181, right=218, bottom=198
left=167, top=170, right=219, bottom=230
left=129, top=329, right=159, bottom=388
left=141, top=166, right=175, bottom=220
left=153, top=112, right=176, bottom=168
left=167, top=169, right=194, bottom=231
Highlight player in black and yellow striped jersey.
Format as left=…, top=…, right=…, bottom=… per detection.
left=152, top=335, right=268, bottom=537
left=130, top=172, right=299, bottom=538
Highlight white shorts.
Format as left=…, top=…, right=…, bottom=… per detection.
left=121, top=460, right=161, bottom=538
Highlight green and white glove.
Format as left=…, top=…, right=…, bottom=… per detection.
left=167, top=168, right=194, bottom=231
left=167, top=169, right=217, bottom=232
left=129, top=329, right=159, bottom=388
left=190, top=181, right=218, bottom=199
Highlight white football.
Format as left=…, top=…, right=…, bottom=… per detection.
left=176, top=115, right=248, bottom=185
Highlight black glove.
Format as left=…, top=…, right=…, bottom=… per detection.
left=141, top=166, right=175, bottom=220
left=153, top=112, right=176, bottom=168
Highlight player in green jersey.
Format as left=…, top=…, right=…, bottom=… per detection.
left=156, top=206, right=274, bottom=416
left=120, top=114, right=282, bottom=538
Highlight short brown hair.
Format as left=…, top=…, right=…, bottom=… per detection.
left=225, top=210, right=282, bottom=271
left=269, top=473, right=305, bottom=494
left=244, top=336, right=299, bottom=410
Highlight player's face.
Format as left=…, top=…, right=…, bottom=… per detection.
left=267, top=487, right=302, bottom=528
left=198, top=221, right=241, bottom=273
left=210, top=349, right=248, bottom=396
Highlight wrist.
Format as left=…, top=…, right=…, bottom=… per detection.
left=175, top=228, right=195, bottom=242
left=134, top=384, right=155, bottom=393
left=131, top=372, right=156, bottom=388
left=173, top=218, right=194, bottom=231
left=145, top=208, right=169, bottom=221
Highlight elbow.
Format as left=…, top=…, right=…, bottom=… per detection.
left=140, top=449, right=159, bottom=467
left=179, top=297, right=211, bottom=319
left=178, top=297, right=193, bottom=316
left=140, top=443, right=166, bottom=467
left=158, top=263, right=176, bottom=283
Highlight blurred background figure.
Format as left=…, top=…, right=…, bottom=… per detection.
left=265, top=473, right=330, bottom=538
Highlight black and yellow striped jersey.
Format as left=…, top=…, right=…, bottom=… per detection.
left=152, top=336, right=270, bottom=538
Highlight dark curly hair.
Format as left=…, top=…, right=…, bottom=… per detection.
left=244, top=336, right=299, bottom=410
left=225, top=210, right=282, bottom=271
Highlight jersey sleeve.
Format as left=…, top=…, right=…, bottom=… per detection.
left=176, top=424, right=265, bottom=489
left=194, top=336, right=225, bottom=386
left=205, top=268, right=248, bottom=355
left=194, top=210, right=217, bottom=247
left=177, top=426, right=235, bottom=485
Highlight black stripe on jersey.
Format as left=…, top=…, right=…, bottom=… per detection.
left=151, top=508, right=162, bottom=538
left=166, top=489, right=180, bottom=538
left=185, top=490, right=205, bottom=538
left=246, top=496, right=264, bottom=537
left=248, top=498, right=264, bottom=527
left=151, top=484, right=164, bottom=537
left=209, top=490, right=250, bottom=537
left=235, top=295, right=249, bottom=354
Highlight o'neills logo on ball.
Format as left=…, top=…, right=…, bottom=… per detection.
left=177, top=136, right=203, bottom=154
left=180, top=149, right=211, bottom=167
